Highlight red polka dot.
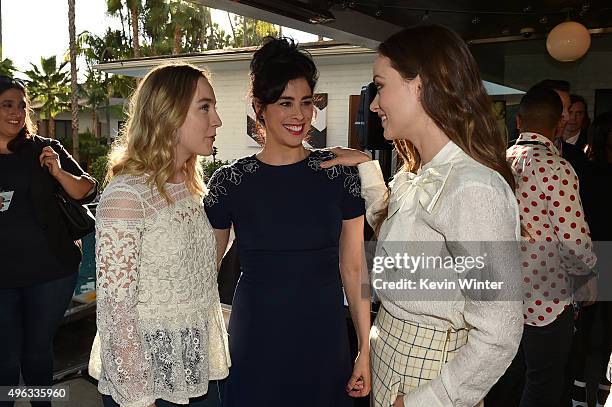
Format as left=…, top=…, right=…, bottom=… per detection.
left=546, top=307, right=553, bottom=313
left=560, top=190, right=565, bottom=196
left=559, top=217, right=565, bottom=223
left=576, top=211, right=581, bottom=217
left=553, top=201, right=560, bottom=207
left=563, top=233, right=570, bottom=239
left=535, top=299, right=542, bottom=305
left=531, top=185, right=537, bottom=191
left=533, top=216, right=540, bottom=221
left=523, top=314, right=528, bottom=319
left=570, top=195, right=575, bottom=201
left=538, top=316, right=545, bottom=321
left=522, top=192, right=528, bottom=198
left=524, top=277, right=530, bottom=283
left=570, top=222, right=576, bottom=229
left=565, top=206, right=571, bottom=212
left=524, top=207, right=530, bottom=213
left=531, top=254, right=538, bottom=260
left=552, top=175, right=559, bottom=180
left=553, top=298, right=560, bottom=304
left=528, top=307, right=534, bottom=313
left=539, top=167, right=545, bottom=173
left=562, top=179, right=569, bottom=185
left=531, top=201, right=538, bottom=207
left=547, top=185, right=554, bottom=191
left=534, top=284, right=540, bottom=289
left=522, top=176, right=529, bottom=182
left=532, top=269, right=539, bottom=275
left=543, top=177, right=549, bottom=182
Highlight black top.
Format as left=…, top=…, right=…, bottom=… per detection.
left=0, top=136, right=97, bottom=288
left=0, top=152, right=65, bottom=286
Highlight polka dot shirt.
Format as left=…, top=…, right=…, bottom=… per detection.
left=507, top=132, right=597, bottom=327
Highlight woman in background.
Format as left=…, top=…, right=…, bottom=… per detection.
left=0, top=75, right=97, bottom=407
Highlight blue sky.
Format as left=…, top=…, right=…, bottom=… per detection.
left=1, top=0, right=317, bottom=79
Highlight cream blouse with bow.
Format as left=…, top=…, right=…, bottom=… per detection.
left=358, top=141, right=524, bottom=407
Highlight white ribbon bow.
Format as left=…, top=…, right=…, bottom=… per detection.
left=387, top=163, right=454, bottom=218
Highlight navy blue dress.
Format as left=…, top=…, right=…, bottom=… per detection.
left=204, top=149, right=365, bottom=407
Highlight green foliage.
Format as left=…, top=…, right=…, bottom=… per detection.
left=25, top=56, right=71, bottom=125
left=0, top=57, right=17, bottom=77
left=202, top=159, right=230, bottom=181
left=230, top=16, right=279, bottom=48
left=90, top=154, right=109, bottom=188
left=59, top=131, right=109, bottom=167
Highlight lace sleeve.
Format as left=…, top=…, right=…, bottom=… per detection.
left=95, top=181, right=155, bottom=407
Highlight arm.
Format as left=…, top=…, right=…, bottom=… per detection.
left=320, top=147, right=387, bottom=229
left=40, top=142, right=97, bottom=201
left=405, top=184, right=523, bottom=406
left=357, top=160, right=388, bottom=228
left=213, top=228, right=231, bottom=272
left=339, top=215, right=371, bottom=398
left=95, top=183, right=156, bottom=407
left=536, top=163, right=596, bottom=276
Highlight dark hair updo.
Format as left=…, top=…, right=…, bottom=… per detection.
left=249, top=37, right=318, bottom=122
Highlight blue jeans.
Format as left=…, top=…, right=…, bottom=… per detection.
left=0, top=272, right=78, bottom=407
left=101, top=381, right=224, bottom=407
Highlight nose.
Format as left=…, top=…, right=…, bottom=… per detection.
left=369, top=93, right=381, bottom=113
left=292, top=104, right=305, bottom=120
left=212, top=109, right=222, bottom=128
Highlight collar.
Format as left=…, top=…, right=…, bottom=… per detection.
left=516, top=132, right=560, bottom=156
left=420, top=140, right=463, bottom=173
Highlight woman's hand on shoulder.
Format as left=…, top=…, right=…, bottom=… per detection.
left=320, top=146, right=371, bottom=168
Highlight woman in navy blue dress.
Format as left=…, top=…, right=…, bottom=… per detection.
left=204, top=37, right=371, bottom=406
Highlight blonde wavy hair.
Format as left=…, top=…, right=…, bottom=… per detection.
left=106, top=62, right=210, bottom=202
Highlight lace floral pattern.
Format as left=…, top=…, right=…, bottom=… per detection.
left=92, top=174, right=230, bottom=407
left=204, top=150, right=362, bottom=207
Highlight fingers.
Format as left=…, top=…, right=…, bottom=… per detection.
left=345, top=374, right=360, bottom=393
left=320, top=158, right=341, bottom=168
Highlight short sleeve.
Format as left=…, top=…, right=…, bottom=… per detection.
left=340, top=165, right=366, bottom=220
left=204, top=166, right=233, bottom=229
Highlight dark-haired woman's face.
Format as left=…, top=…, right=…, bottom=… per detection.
left=0, top=88, right=26, bottom=140
left=261, top=78, right=313, bottom=148
left=370, top=55, right=426, bottom=141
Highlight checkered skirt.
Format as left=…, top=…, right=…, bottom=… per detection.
left=370, top=306, right=469, bottom=407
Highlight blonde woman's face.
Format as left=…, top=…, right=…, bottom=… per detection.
left=177, top=77, right=222, bottom=157
left=370, top=55, right=425, bottom=141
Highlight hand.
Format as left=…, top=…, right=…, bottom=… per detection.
left=346, top=351, right=371, bottom=397
left=575, top=273, right=598, bottom=306
left=39, top=146, right=62, bottom=177
left=393, top=395, right=404, bottom=407
left=320, top=146, right=371, bottom=169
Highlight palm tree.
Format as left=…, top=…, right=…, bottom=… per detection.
left=81, top=68, right=107, bottom=139
left=0, top=57, right=16, bottom=77
left=25, top=56, right=71, bottom=139
left=107, top=0, right=141, bottom=57
left=68, top=0, right=80, bottom=160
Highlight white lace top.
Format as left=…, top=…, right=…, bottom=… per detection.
left=90, top=174, right=230, bottom=407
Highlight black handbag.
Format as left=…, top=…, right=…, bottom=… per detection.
left=55, top=187, right=96, bottom=240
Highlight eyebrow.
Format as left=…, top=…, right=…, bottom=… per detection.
left=278, top=95, right=313, bottom=101
left=373, top=75, right=384, bottom=81
left=196, top=97, right=215, bottom=103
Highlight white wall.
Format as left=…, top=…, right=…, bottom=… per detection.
left=201, top=53, right=375, bottom=162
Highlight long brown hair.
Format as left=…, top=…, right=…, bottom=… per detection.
left=373, top=25, right=515, bottom=233
left=107, top=62, right=209, bottom=202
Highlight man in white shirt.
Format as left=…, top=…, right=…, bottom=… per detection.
left=486, top=85, right=597, bottom=407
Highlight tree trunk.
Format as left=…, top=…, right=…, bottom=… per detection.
left=49, top=115, right=56, bottom=139
left=173, top=26, right=181, bottom=54
left=130, top=0, right=140, bottom=57
left=92, top=109, right=98, bottom=138
left=68, top=0, right=80, bottom=161
left=242, top=16, right=247, bottom=47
